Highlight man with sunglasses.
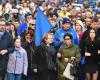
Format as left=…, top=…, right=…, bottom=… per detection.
left=54, top=18, right=79, bottom=49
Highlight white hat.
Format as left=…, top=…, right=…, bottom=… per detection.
left=75, top=7, right=81, bottom=11
left=76, top=20, right=84, bottom=31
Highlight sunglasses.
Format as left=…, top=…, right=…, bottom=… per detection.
left=30, top=24, right=35, bottom=25
left=65, top=38, right=70, bottom=40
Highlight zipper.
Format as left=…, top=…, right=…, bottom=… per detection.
left=14, top=51, right=17, bottom=74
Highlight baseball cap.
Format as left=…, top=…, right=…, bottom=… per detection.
left=62, top=18, right=71, bottom=24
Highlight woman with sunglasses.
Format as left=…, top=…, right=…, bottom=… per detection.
left=21, top=30, right=36, bottom=80
left=57, top=33, right=81, bottom=80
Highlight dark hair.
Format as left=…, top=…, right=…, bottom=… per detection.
left=64, top=33, right=73, bottom=40
left=25, top=12, right=33, bottom=19
left=92, top=17, right=98, bottom=22
left=6, top=23, right=11, bottom=26
left=13, top=37, right=21, bottom=43
left=86, top=28, right=97, bottom=44
left=13, top=13, right=19, bottom=20
left=89, top=28, right=96, bottom=37
left=81, top=19, right=85, bottom=22
left=22, top=30, right=34, bottom=42
left=4, top=13, right=10, bottom=20
left=24, top=30, right=34, bottom=37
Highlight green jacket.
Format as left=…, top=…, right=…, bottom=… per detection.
left=57, top=43, right=81, bottom=80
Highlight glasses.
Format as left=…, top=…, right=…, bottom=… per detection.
left=65, top=38, right=70, bottom=40
left=30, top=24, right=34, bottom=25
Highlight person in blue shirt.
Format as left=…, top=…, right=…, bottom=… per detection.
left=54, top=18, right=79, bottom=49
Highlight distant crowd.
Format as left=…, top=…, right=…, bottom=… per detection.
left=0, top=0, right=100, bottom=80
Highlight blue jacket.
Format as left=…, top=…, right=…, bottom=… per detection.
left=54, top=27, right=79, bottom=48
left=0, top=31, right=14, bottom=53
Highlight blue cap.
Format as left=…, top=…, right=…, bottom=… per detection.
left=62, top=18, right=71, bottom=24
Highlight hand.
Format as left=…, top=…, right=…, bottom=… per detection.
left=26, top=39, right=31, bottom=43
left=33, top=69, right=37, bottom=73
left=64, top=58, right=69, bottom=62
left=98, top=50, right=100, bottom=54
left=85, top=52, right=91, bottom=56
left=59, top=38, right=63, bottom=42
left=26, top=39, right=32, bottom=43
left=57, top=53, right=61, bottom=58
left=0, top=50, right=8, bottom=55
left=71, top=56, right=76, bottom=61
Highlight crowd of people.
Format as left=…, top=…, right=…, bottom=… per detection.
left=0, top=0, right=100, bottom=80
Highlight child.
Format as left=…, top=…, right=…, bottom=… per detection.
left=7, top=37, right=28, bottom=80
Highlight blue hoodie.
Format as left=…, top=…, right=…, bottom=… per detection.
left=54, top=27, right=79, bottom=48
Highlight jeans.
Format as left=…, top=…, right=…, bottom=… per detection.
left=7, top=73, right=22, bottom=80
left=0, top=75, right=3, bottom=80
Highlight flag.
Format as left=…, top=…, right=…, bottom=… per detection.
left=77, top=0, right=83, bottom=4
left=17, top=22, right=28, bottom=37
left=35, top=7, right=53, bottom=46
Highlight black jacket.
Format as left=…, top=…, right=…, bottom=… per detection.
left=80, top=38, right=99, bottom=64
left=22, top=41, right=36, bottom=70
left=33, top=42, right=57, bottom=72
left=0, top=31, right=14, bottom=74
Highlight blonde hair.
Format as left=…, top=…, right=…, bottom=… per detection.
left=43, top=33, right=53, bottom=41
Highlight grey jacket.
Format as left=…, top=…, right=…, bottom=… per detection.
left=7, top=47, right=28, bottom=75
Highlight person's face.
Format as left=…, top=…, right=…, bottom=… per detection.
left=14, top=38, right=21, bottom=48
left=49, top=19, right=56, bottom=27
left=64, top=36, right=72, bottom=46
left=5, top=25, right=11, bottom=32
left=26, top=15, right=32, bottom=22
left=68, top=5, right=73, bottom=10
left=83, top=22, right=86, bottom=27
left=75, top=23, right=82, bottom=31
left=53, top=15, right=57, bottom=20
left=10, top=24, right=15, bottom=31
left=86, top=12, right=92, bottom=18
left=25, top=33, right=32, bottom=41
left=29, top=23, right=35, bottom=30
left=77, top=13, right=82, bottom=18
left=0, top=21, right=5, bottom=32
left=96, top=14, right=100, bottom=18
left=89, top=29, right=96, bottom=39
left=62, top=23, right=71, bottom=30
left=82, top=12, right=86, bottom=18
left=19, top=9, right=23, bottom=15
left=13, top=21, right=20, bottom=29
left=0, top=5, right=3, bottom=16
left=45, top=34, right=54, bottom=45
left=86, top=19, right=91, bottom=26
left=23, top=3, right=27, bottom=8
left=30, top=3, right=35, bottom=8
left=91, top=22, right=98, bottom=29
